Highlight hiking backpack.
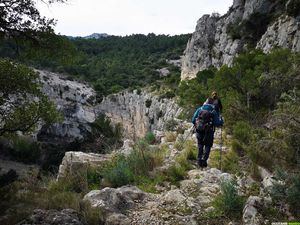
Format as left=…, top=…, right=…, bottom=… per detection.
left=213, top=98, right=220, bottom=112
left=195, top=109, right=213, bottom=133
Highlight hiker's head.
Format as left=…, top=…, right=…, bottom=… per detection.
left=211, top=91, right=218, bottom=99
left=204, top=97, right=214, bottom=105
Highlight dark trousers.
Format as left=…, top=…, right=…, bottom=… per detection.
left=196, top=129, right=214, bottom=162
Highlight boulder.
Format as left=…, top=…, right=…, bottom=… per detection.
left=242, top=196, right=263, bottom=225
left=57, top=151, right=111, bottom=180
left=17, top=209, right=83, bottom=225
left=83, top=186, right=146, bottom=214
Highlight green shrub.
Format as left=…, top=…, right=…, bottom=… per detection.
left=212, top=179, right=245, bottom=219
left=93, top=140, right=165, bottom=189
left=144, top=132, right=156, bottom=144
left=270, top=171, right=300, bottom=217
left=102, top=156, right=134, bottom=188
left=136, top=175, right=164, bottom=193
left=89, top=114, right=123, bottom=153
left=232, top=121, right=252, bottom=145
left=11, top=136, right=41, bottom=164
left=164, top=119, right=178, bottom=131
left=87, top=166, right=102, bottom=190
left=183, top=141, right=197, bottom=160
left=221, top=150, right=241, bottom=175
left=80, top=201, right=104, bottom=225
left=174, top=135, right=185, bottom=151
left=231, top=139, right=245, bottom=157
left=164, top=164, right=186, bottom=185
left=0, top=175, right=86, bottom=225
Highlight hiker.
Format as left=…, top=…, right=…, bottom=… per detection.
left=211, top=91, right=222, bottom=116
left=192, top=97, right=223, bottom=168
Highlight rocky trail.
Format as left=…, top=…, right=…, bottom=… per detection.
left=55, top=127, right=270, bottom=225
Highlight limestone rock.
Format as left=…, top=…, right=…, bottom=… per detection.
left=242, top=196, right=264, bottom=225
left=18, top=209, right=83, bottom=225
left=83, top=186, right=146, bottom=212
left=57, top=151, right=111, bottom=180
left=37, top=70, right=97, bottom=144
left=166, top=58, right=182, bottom=67
left=181, top=0, right=300, bottom=80
left=156, top=68, right=170, bottom=77
left=257, top=15, right=300, bottom=53
left=118, top=139, right=134, bottom=155
left=97, top=89, right=182, bottom=139
left=162, top=189, right=186, bottom=205
left=83, top=186, right=147, bottom=224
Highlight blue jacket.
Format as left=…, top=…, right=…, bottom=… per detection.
left=192, top=104, right=223, bottom=127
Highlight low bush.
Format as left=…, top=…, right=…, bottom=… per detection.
left=164, top=163, right=186, bottom=185
left=270, top=170, right=300, bottom=218
left=221, top=150, right=241, bottom=175
left=101, top=155, right=134, bottom=188
left=87, top=139, right=166, bottom=189
left=0, top=174, right=104, bottom=225
left=164, top=119, right=178, bottom=131
left=212, top=179, right=245, bottom=219
left=183, top=141, right=197, bottom=160
left=144, top=132, right=156, bottom=144
left=10, top=136, right=41, bottom=164
left=165, top=132, right=177, bottom=142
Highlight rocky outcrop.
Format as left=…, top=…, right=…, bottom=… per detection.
left=257, top=15, right=300, bottom=53
left=35, top=71, right=182, bottom=143
left=18, top=209, right=84, bottom=225
left=242, top=196, right=263, bottom=225
left=57, top=151, right=111, bottom=180
left=83, top=168, right=233, bottom=225
left=37, top=70, right=98, bottom=144
left=181, top=0, right=300, bottom=80
left=97, top=90, right=182, bottom=139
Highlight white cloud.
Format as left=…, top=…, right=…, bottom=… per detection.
left=37, top=0, right=233, bottom=36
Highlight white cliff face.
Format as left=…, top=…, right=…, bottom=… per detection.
left=97, top=90, right=182, bottom=139
left=37, top=70, right=98, bottom=143
left=181, top=0, right=300, bottom=80
left=36, top=70, right=182, bottom=143
left=257, top=15, right=300, bottom=53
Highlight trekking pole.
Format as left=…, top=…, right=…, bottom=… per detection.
left=178, top=125, right=194, bottom=150
left=219, top=126, right=223, bottom=171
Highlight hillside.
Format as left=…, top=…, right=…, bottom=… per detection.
left=181, top=0, right=300, bottom=80
left=0, top=33, right=190, bottom=97
left=0, top=0, right=300, bottom=224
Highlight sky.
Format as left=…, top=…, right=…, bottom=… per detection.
left=37, top=0, right=233, bottom=37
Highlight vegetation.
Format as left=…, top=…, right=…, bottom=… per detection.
left=87, top=139, right=165, bottom=190
left=212, top=179, right=245, bottom=220
left=0, top=33, right=190, bottom=98
left=177, top=48, right=300, bottom=218
left=86, top=114, right=123, bottom=153
left=144, top=132, right=156, bottom=144
left=0, top=173, right=104, bottom=225
left=0, top=0, right=66, bottom=38
left=10, top=136, right=41, bottom=164
left=0, top=59, right=61, bottom=136
left=270, top=170, right=300, bottom=217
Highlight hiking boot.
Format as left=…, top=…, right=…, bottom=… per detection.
left=198, top=160, right=207, bottom=168
left=197, top=160, right=203, bottom=168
